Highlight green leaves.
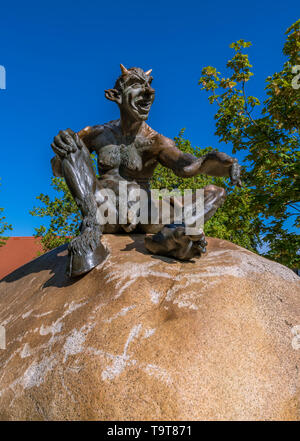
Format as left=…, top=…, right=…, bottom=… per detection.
left=0, top=180, right=12, bottom=247
left=198, top=21, right=300, bottom=268
left=264, top=20, right=300, bottom=132
left=284, top=19, right=300, bottom=65
left=198, top=66, right=220, bottom=91
left=30, top=153, right=99, bottom=251
left=229, top=40, right=252, bottom=51
left=30, top=176, right=81, bottom=251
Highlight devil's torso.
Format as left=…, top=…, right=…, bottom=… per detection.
left=80, top=120, right=161, bottom=186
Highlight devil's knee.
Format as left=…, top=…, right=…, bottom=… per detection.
left=204, top=185, right=226, bottom=208
left=205, top=184, right=216, bottom=192
left=205, top=184, right=226, bottom=198
left=214, top=187, right=226, bottom=206
left=218, top=186, right=226, bottom=200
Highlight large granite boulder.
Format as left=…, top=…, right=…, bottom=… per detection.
left=0, top=235, right=299, bottom=421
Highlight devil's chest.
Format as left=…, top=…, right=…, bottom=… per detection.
left=97, top=138, right=152, bottom=172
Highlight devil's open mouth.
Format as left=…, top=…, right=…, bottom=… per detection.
left=134, top=97, right=152, bottom=114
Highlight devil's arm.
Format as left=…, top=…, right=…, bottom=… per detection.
left=156, top=135, right=237, bottom=179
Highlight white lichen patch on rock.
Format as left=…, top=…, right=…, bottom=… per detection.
left=173, top=295, right=199, bottom=310
left=143, top=328, right=156, bottom=339
left=143, top=364, right=173, bottom=385
left=103, top=261, right=181, bottom=299
left=34, top=311, right=53, bottom=318
left=39, top=300, right=87, bottom=338
left=22, top=310, right=33, bottom=319
left=20, top=343, right=31, bottom=359
left=163, top=281, right=200, bottom=310
left=200, top=249, right=299, bottom=282
left=40, top=321, right=63, bottom=336
left=149, top=289, right=162, bottom=304
left=101, top=323, right=142, bottom=380
left=22, top=356, right=57, bottom=389
left=102, top=305, right=136, bottom=323
left=88, top=323, right=171, bottom=386
left=63, top=323, right=95, bottom=363
left=87, top=324, right=143, bottom=381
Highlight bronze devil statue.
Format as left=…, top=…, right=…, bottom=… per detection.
left=51, top=65, right=242, bottom=277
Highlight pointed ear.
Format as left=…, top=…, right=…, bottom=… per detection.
left=104, top=88, right=122, bottom=104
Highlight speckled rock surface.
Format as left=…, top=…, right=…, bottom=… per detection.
left=0, top=235, right=299, bottom=421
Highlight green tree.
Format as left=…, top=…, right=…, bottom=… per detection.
left=198, top=20, right=299, bottom=267
left=29, top=176, right=81, bottom=251
left=0, top=180, right=12, bottom=246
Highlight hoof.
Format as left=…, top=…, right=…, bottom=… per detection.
left=67, top=242, right=109, bottom=278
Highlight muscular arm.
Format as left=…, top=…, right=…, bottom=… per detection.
left=156, top=135, right=238, bottom=179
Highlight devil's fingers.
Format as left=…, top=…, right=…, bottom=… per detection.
left=206, top=151, right=234, bottom=166
left=59, top=130, right=75, bottom=147
left=53, top=134, right=74, bottom=152
left=52, top=130, right=81, bottom=158
left=215, top=151, right=235, bottom=165
left=74, top=133, right=85, bottom=149
left=51, top=142, right=67, bottom=158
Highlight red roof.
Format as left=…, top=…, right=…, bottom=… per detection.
left=0, top=237, right=43, bottom=280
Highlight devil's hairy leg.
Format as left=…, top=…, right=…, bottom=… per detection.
left=51, top=130, right=109, bottom=277
left=144, top=185, right=226, bottom=260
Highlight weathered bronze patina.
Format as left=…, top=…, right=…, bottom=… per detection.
left=51, top=65, right=241, bottom=277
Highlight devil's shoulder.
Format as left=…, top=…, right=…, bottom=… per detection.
left=78, top=119, right=121, bottom=151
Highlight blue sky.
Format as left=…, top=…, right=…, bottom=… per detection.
left=0, top=0, right=298, bottom=236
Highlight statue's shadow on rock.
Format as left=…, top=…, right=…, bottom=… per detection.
left=1, top=244, right=81, bottom=289
left=1, top=234, right=197, bottom=289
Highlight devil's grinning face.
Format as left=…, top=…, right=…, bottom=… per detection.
left=120, top=73, right=155, bottom=121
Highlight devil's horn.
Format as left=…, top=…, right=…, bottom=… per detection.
left=120, top=64, right=129, bottom=76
